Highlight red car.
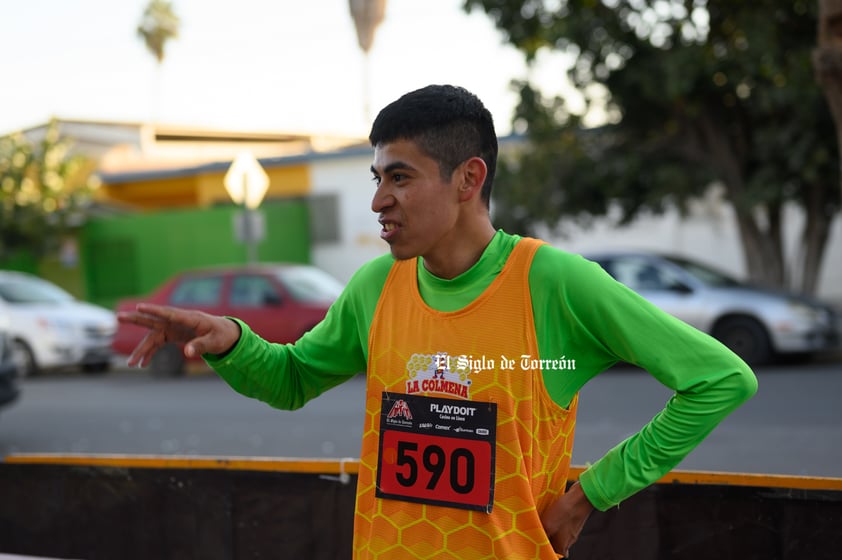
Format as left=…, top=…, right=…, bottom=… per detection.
left=112, top=263, right=345, bottom=376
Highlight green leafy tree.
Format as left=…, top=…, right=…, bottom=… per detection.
left=0, top=120, right=98, bottom=261
left=466, top=0, right=839, bottom=294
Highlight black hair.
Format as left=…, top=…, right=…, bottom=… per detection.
left=369, top=84, right=498, bottom=207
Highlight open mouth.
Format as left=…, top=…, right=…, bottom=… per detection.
left=380, top=219, right=400, bottom=241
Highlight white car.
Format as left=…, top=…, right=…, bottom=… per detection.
left=583, top=251, right=841, bottom=365
left=0, top=271, right=117, bottom=377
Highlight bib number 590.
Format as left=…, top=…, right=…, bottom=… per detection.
left=395, top=440, right=475, bottom=494
left=378, top=430, right=493, bottom=510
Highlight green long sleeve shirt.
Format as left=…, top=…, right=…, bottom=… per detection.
left=206, top=230, right=757, bottom=511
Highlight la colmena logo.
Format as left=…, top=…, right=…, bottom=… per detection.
left=405, top=352, right=473, bottom=399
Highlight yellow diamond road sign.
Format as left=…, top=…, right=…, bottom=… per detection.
left=224, top=151, right=270, bottom=210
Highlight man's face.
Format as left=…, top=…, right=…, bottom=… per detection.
left=370, top=139, right=461, bottom=262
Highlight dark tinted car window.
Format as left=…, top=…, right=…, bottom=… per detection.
left=603, top=257, right=683, bottom=292
left=230, top=275, right=280, bottom=307
left=664, top=256, right=742, bottom=287
left=169, top=277, right=223, bottom=306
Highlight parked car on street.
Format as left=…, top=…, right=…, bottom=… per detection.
left=583, top=250, right=841, bottom=365
left=112, top=263, right=345, bottom=376
left=0, top=316, right=21, bottom=415
left=0, top=271, right=116, bottom=377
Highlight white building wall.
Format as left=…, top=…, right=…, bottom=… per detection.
left=306, top=149, right=842, bottom=306
left=309, top=150, right=389, bottom=283
left=540, top=186, right=842, bottom=306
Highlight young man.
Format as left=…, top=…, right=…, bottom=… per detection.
left=119, top=84, right=757, bottom=559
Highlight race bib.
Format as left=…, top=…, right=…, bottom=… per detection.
left=376, top=392, right=496, bottom=512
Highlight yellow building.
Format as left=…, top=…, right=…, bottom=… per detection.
left=18, top=119, right=367, bottom=210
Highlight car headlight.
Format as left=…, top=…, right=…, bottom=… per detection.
left=787, top=302, right=827, bottom=323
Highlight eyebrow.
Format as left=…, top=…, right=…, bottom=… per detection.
left=370, top=160, right=416, bottom=175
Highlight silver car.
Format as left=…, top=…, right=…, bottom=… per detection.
left=584, top=251, right=841, bottom=365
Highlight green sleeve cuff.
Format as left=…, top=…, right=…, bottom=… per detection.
left=203, top=317, right=250, bottom=367
left=578, top=466, right=615, bottom=512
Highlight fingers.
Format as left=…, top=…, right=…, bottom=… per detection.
left=127, top=330, right=167, bottom=368
left=185, top=316, right=242, bottom=357
left=121, top=305, right=241, bottom=366
left=118, top=303, right=187, bottom=329
left=549, top=531, right=573, bottom=558
left=183, top=333, right=215, bottom=358
left=541, top=482, right=593, bottom=558
left=120, top=304, right=193, bottom=368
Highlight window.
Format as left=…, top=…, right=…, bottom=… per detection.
left=169, top=277, right=223, bottom=306
left=633, top=264, right=667, bottom=291
left=230, top=275, right=280, bottom=307
left=276, top=266, right=344, bottom=303
left=609, top=257, right=685, bottom=292
left=309, top=193, right=340, bottom=243
left=0, top=276, right=75, bottom=304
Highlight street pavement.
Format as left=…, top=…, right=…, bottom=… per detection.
left=1, top=360, right=840, bottom=479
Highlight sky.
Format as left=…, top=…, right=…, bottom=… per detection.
left=2, top=0, right=578, bottom=139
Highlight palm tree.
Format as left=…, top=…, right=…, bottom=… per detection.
left=137, top=0, right=180, bottom=64
left=349, top=0, right=387, bottom=123
left=137, top=0, right=180, bottom=122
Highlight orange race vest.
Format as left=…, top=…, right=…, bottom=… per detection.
left=354, top=238, right=578, bottom=559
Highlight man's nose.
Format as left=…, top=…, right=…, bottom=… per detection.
left=371, top=185, right=395, bottom=213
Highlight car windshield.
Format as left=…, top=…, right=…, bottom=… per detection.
left=664, top=256, right=743, bottom=287
left=277, top=266, right=344, bottom=303
left=0, top=276, right=76, bottom=304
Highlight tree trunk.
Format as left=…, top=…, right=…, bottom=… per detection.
left=695, top=115, right=787, bottom=289
left=815, top=0, right=842, bottom=199
left=732, top=206, right=786, bottom=289
left=796, top=182, right=834, bottom=295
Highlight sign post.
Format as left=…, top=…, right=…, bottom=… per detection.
left=224, top=151, right=270, bottom=264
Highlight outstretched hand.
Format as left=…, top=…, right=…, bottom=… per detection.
left=541, top=481, right=594, bottom=558
left=117, top=303, right=241, bottom=368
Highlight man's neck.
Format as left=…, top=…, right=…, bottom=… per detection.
left=421, top=222, right=497, bottom=280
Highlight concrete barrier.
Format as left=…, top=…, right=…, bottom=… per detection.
left=1, top=454, right=840, bottom=560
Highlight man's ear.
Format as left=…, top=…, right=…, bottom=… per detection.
left=457, top=157, right=488, bottom=202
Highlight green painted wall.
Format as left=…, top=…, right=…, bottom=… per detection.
left=80, top=199, right=311, bottom=309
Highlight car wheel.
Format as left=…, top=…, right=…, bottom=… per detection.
left=149, top=343, right=185, bottom=377
left=10, top=339, right=37, bottom=378
left=712, top=316, right=772, bottom=366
